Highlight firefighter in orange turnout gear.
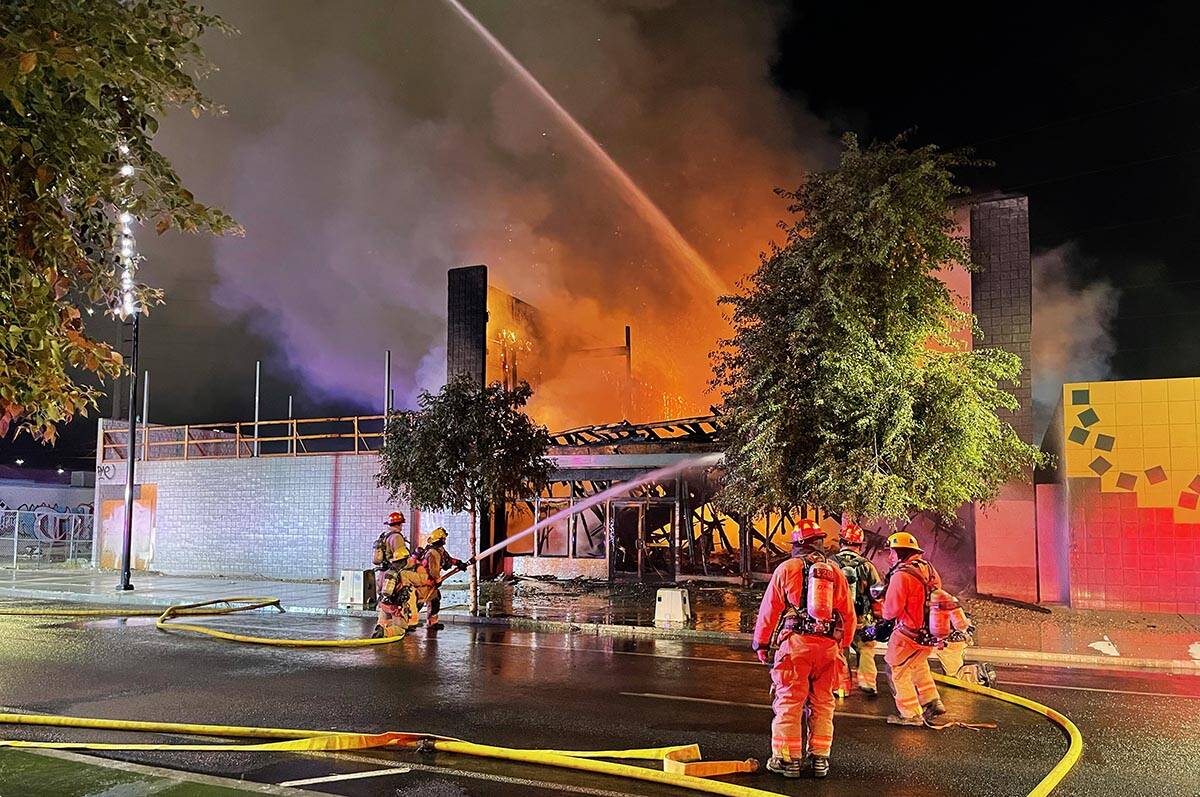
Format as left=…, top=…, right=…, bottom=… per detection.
left=881, top=532, right=947, bottom=725
left=833, top=522, right=883, bottom=696
left=416, top=527, right=474, bottom=631
left=752, top=519, right=855, bottom=779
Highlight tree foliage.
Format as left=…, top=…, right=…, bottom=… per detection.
left=377, top=375, right=554, bottom=516
left=713, top=135, right=1047, bottom=522
left=1, top=0, right=240, bottom=442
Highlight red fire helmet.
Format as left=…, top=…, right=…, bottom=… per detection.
left=840, top=522, right=865, bottom=546
left=386, top=511, right=406, bottom=527
left=791, top=518, right=825, bottom=544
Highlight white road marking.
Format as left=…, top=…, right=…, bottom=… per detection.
left=481, top=636, right=1200, bottom=701
left=475, top=638, right=760, bottom=666
left=1087, top=635, right=1121, bottom=656
left=619, top=691, right=889, bottom=721
left=293, top=751, right=634, bottom=796
left=279, top=767, right=411, bottom=786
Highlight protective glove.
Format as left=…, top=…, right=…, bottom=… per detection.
left=756, top=648, right=770, bottom=665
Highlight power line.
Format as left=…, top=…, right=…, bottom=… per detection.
left=1008, top=144, right=1200, bottom=192
left=973, top=82, right=1200, bottom=147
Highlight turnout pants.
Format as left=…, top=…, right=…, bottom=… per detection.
left=937, top=640, right=967, bottom=679
left=375, top=601, right=408, bottom=638
left=842, top=635, right=878, bottom=691
left=770, top=634, right=840, bottom=760
left=886, top=633, right=939, bottom=718
left=417, top=585, right=442, bottom=625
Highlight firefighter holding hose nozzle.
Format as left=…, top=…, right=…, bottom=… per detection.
left=416, top=527, right=475, bottom=631
left=752, top=519, right=855, bottom=780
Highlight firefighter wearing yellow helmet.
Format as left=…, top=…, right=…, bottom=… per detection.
left=416, top=526, right=474, bottom=631
left=880, top=531, right=947, bottom=725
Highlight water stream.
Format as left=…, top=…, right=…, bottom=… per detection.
left=475, top=452, right=722, bottom=562
left=441, top=0, right=725, bottom=299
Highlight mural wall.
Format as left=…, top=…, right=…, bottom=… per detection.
left=1062, top=378, right=1200, bottom=614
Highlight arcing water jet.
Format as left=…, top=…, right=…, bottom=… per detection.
left=473, top=452, right=722, bottom=563
left=441, top=0, right=726, bottom=299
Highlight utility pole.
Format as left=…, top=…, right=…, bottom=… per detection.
left=253, top=361, right=261, bottom=457
left=117, top=313, right=139, bottom=592
left=383, top=350, right=392, bottom=429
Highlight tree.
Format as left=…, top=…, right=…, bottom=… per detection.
left=377, top=375, right=553, bottom=613
left=1, top=0, right=240, bottom=442
left=713, top=135, right=1047, bottom=523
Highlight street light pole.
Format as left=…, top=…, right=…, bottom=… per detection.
left=117, top=312, right=139, bottom=591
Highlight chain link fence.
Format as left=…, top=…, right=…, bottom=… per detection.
left=0, top=510, right=94, bottom=569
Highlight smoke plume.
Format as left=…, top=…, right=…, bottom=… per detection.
left=145, top=0, right=835, bottom=429
left=1031, top=243, right=1120, bottom=436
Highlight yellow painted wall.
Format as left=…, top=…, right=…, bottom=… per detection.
left=1062, top=377, right=1200, bottom=522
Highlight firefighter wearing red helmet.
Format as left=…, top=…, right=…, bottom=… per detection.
left=372, top=511, right=420, bottom=634
left=752, top=518, right=855, bottom=779
left=880, top=531, right=947, bottom=725
left=833, top=521, right=883, bottom=696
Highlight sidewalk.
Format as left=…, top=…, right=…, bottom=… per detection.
left=3, top=567, right=1198, bottom=672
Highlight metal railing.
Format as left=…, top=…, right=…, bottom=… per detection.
left=1, top=510, right=94, bottom=569
left=100, top=415, right=388, bottom=463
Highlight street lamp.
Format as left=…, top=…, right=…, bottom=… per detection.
left=115, top=143, right=139, bottom=592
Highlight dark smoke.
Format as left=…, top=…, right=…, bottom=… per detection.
left=140, top=0, right=834, bottom=426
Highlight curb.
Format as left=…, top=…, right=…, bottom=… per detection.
left=2, top=585, right=1196, bottom=673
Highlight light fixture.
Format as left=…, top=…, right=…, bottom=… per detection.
left=57, top=468, right=65, bottom=474
left=14, top=459, right=23, bottom=466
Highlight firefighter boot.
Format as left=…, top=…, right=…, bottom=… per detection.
left=887, top=714, right=925, bottom=726
left=923, top=699, right=947, bottom=720
left=765, top=757, right=803, bottom=779
left=811, top=755, right=830, bottom=779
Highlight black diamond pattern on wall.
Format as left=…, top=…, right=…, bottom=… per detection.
left=1145, top=466, right=1168, bottom=485
left=1068, top=427, right=1090, bottom=445
left=1090, top=456, right=1112, bottom=475
left=1116, top=472, right=1137, bottom=490
left=1077, top=408, right=1100, bottom=427
left=1071, top=389, right=1090, bottom=405
left=1094, top=433, right=1115, bottom=452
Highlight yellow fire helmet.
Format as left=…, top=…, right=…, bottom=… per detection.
left=428, top=527, right=449, bottom=545
left=886, top=532, right=923, bottom=552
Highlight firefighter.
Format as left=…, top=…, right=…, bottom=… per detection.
left=416, top=527, right=474, bottom=631
left=833, top=521, right=883, bottom=696
left=881, top=531, right=947, bottom=725
left=752, top=519, right=855, bottom=779
left=372, top=540, right=426, bottom=638
left=374, top=512, right=408, bottom=573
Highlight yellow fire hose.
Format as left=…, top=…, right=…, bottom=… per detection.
left=934, top=673, right=1083, bottom=797
left=0, top=599, right=1082, bottom=794
left=0, top=597, right=405, bottom=647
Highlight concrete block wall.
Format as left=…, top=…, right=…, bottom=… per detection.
left=95, top=453, right=471, bottom=582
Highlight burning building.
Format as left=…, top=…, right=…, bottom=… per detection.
left=442, top=193, right=1036, bottom=598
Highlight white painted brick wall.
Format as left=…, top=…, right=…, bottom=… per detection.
left=113, top=454, right=472, bottom=581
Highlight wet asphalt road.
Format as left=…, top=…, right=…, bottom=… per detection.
left=0, top=602, right=1196, bottom=796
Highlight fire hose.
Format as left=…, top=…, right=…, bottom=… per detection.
left=0, top=598, right=1083, bottom=795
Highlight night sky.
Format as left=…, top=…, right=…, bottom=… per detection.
left=5, top=1, right=1199, bottom=471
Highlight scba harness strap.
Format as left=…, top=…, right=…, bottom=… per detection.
left=770, top=553, right=843, bottom=649
left=894, top=559, right=943, bottom=647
